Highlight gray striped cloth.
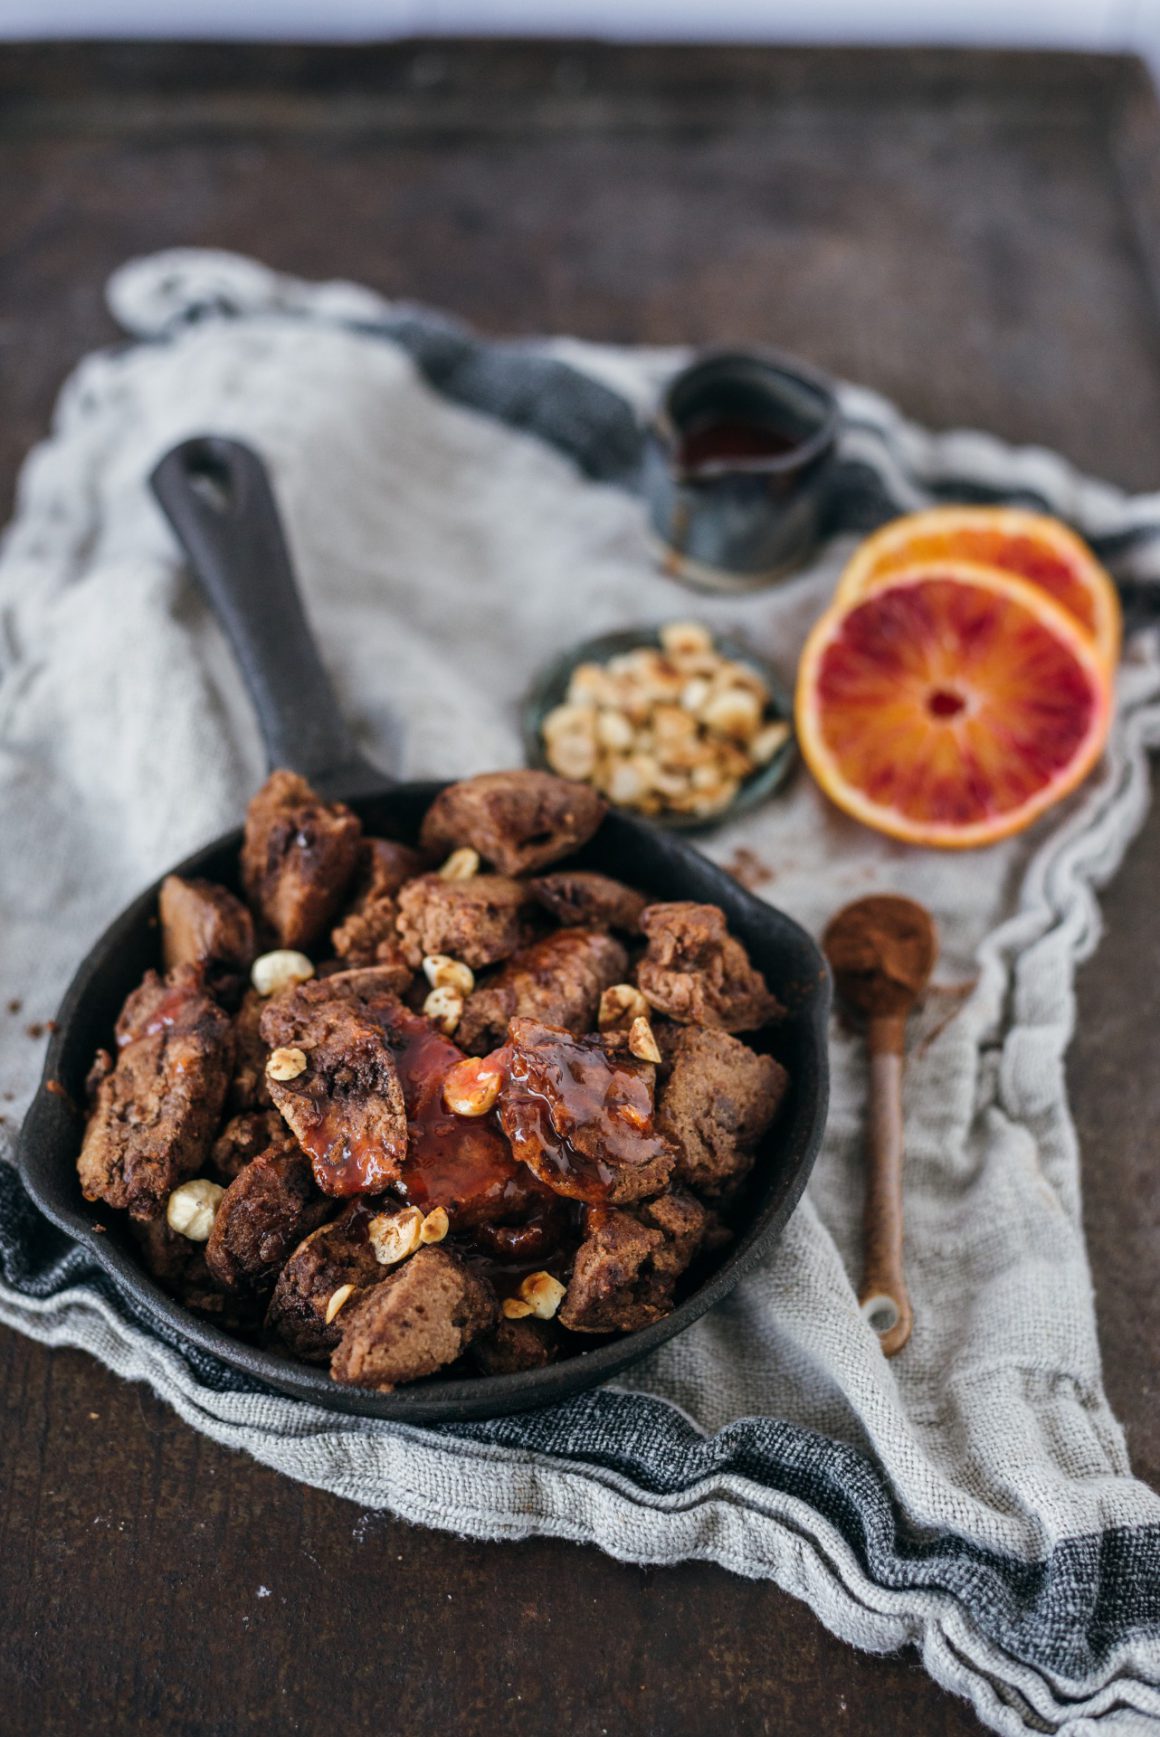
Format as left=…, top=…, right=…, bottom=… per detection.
left=2, top=249, right=1159, bottom=1735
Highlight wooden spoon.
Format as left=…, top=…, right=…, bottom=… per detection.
left=822, top=895, right=938, bottom=1357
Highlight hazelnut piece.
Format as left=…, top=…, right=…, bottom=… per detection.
left=367, top=1206, right=425, bottom=1266
left=518, top=1271, right=566, bottom=1320
left=438, top=847, right=481, bottom=882
left=442, top=1055, right=504, bottom=1117
left=628, top=1016, right=662, bottom=1065
left=419, top=1207, right=450, bottom=1245
left=266, top=1045, right=308, bottom=1082
left=598, top=983, right=650, bottom=1030
left=166, top=1178, right=224, bottom=1242
left=251, top=949, right=315, bottom=998
left=423, top=985, right=464, bottom=1035
left=325, top=1283, right=357, bottom=1325
left=422, top=954, right=476, bottom=997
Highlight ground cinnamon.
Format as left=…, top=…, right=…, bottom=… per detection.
left=822, top=895, right=937, bottom=1018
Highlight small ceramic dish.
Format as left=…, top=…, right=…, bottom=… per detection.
left=523, top=625, right=797, bottom=833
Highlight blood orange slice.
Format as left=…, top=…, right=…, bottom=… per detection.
left=837, top=506, right=1121, bottom=673
left=796, top=564, right=1113, bottom=848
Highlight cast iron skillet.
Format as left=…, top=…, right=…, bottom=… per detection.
left=18, top=436, right=830, bottom=1424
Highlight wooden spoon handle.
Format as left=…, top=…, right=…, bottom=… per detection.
left=859, top=1014, right=913, bottom=1356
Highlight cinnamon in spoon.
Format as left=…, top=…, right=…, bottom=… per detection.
left=822, top=895, right=938, bottom=1357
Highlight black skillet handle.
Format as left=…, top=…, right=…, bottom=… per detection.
left=150, top=436, right=387, bottom=799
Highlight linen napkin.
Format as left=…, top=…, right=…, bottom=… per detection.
left=2, top=248, right=1159, bottom=1735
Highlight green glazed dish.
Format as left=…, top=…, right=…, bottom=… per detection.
left=523, top=625, right=798, bottom=832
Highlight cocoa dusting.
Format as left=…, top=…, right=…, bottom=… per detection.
left=25, top=1022, right=44, bottom=1040
left=913, top=980, right=978, bottom=1057
left=724, top=847, right=774, bottom=891
left=7, top=998, right=22, bottom=1015
left=822, top=895, right=937, bottom=1018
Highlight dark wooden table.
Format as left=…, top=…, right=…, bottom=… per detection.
left=2, top=42, right=1159, bottom=1737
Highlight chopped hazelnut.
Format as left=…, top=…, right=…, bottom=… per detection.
left=595, top=709, right=634, bottom=751
left=569, top=662, right=621, bottom=708
left=368, top=1206, right=425, bottom=1266
left=251, top=949, right=315, bottom=997
left=651, top=767, right=691, bottom=801
left=700, top=687, right=763, bottom=741
left=424, top=984, right=464, bottom=1035
left=501, top=1296, right=535, bottom=1320
left=696, top=778, right=741, bottom=815
left=606, top=760, right=645, bottom=805
left=621, top=649, right=683, bottom=704
left=443, top=1055, right=504, bottom=1117
left=652, top=704, right=697, bottom=746
left=542, top=703, right=599, bottom=781
left=518, top=1270, right=566, bottom=1320
left=325, top=1283, right=357, bottom=1325
left=598, top=983, right=650, bottom=1029
left=667, top=780, right=740, bottom=819
left=629, top=750, right=663, bottom=792
left=720, top=663, right=770, bottom=700
left=543, top=701, right=596, bottom=738
left=715, top=740, right=754, bottom=781
left=542, top=626, right=783, bottom=821
left=166, top=1177, right=224, bottom=1242
left=546, top=734, right=599, bottom=781
left=752, top=720, right=791, bottom=764
left=419, top=1206, right=450, bottom=1244
left=660, top=621, right=714, bottom=659
left=680, top=676, right=712, bottom=713
left=438, top=847, right=481, bottom=882
left=422, top=954, right=476, bottom=997
left=266, top=1045, right=308, bottom=1082
left=628, top=1015, right=662, bottom=1065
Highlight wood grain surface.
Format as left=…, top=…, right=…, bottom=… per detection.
left=2, top=42, right=1159, bottom=1737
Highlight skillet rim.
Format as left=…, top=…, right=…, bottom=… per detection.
left=17, top=781, right=830, bottom=1425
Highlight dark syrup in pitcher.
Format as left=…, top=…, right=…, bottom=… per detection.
left=677, top=414, right=801, bottom=471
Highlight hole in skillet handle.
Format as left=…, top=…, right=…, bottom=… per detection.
left=184, top=447, right=240, bottom=517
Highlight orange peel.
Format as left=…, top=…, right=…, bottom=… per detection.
left=836, top=505, right=1121, bottom=675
